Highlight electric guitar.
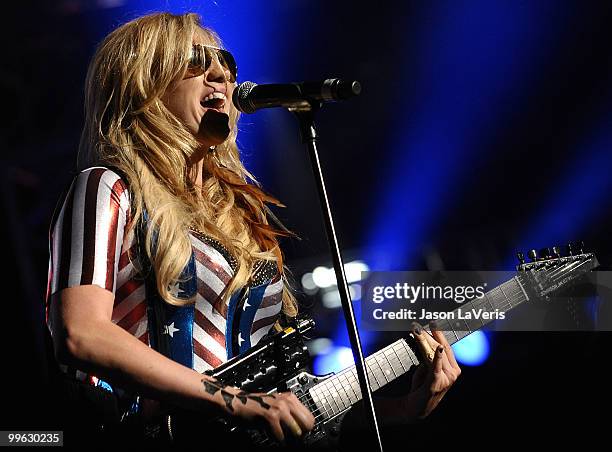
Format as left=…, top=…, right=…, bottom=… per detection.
left=139, top=244, right=599, bottom=448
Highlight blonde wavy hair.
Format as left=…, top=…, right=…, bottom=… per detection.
left=78, top=12, right=297, bottom=319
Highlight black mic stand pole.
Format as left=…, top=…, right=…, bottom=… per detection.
left=290, top=102, right=384, bottom=452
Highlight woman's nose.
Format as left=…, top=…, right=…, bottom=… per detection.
left=205, top=52, right=227, bottom=83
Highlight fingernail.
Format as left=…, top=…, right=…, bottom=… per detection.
left=411, top=322, right=422, bottom=335
left=437, top=346, right=444, bottom=354
left=430, top=320, right=439, bottom=330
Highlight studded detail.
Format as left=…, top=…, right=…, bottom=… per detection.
left=188, top=227, right=279, bottom=287
left=250, top=259, right=278, bottom=287
left=189, top=227, right=238, bottom=272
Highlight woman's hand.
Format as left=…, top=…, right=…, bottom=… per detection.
left=403, top=323, right=461, bottom=419
left=202, top=378, right=315, bottom=442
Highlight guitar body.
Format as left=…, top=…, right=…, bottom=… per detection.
left=158, top=370, right=347, bottom=450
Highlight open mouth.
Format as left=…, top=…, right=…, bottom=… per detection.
left=201, top=92, right=227, bottom=111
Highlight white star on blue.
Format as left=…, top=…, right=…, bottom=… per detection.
left=164, top=322, right=180, bottom=338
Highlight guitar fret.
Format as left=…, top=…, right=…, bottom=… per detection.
left=466, top=295, right=487, bottom=330
left=310, top=390, right=327, bottom=419
left=366, top=368, right=380, bottom=391
left=342, top=374, right=355, bottom=405
left=328, top=382, right=343, bottom=414
left=503, top=279, right=523, bottom=308
left=313, top=388, right=330, bottom=419
left=515, top=276, right=529, bottom=303
left=369, top=355, right=387, bottom=387
left=499, top=282, right=512, bottom=308
left=483, top=292, right=496, bottom=314
left=390, top=345, right=407, bottom=373
left=392, top=343, right=409, bottom=370
left=340, top=371, right=359, bottom=404
left=491, top=287, right=507, bottom=311
left=462, top=306, right=483, bottom=333
left=316, top=388, right=328, bottom=418
left=453, top=316, right=471, bottom=338
left=387, top=348, right=405, bottom=376
left=331, top=378, right=344, bottom=411
left=375, top=356, right=389, bottom=384
left=398, top=340, right=419, bottom=367
left=321, top=384, right=336, bottom=416
left=332, top=374, right=351, bottom=410
left=348, top=370, right=361, bottom=399
left=492, top=286, right=509, bottom=311
left=326, top=380, right=339, bottom=414
left=377, top=351, right=397, bottom=380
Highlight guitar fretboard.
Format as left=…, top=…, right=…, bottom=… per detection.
left=308, top=276, right=530, bottom=420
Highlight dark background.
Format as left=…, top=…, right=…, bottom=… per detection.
left=2, top=0, right=611, bottom=448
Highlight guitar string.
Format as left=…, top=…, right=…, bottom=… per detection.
left=262, top=290, right=537, bottom=440
left=247, top=259, right=584, bottom=441
left=290, top=263, right=565, bottom=417
left=296, top=283, right=528, bottom=420
left=298, top=280, right=531, bottom=423
left=296, top=342, right=422, bottom=423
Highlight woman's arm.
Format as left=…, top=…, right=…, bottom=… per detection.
left=50, top=284, right=222, bottom=413
left=49, top=284, right=314, bottom=440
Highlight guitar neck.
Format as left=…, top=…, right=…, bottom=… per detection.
left=428, top=275, right=529, bottom=345
left=308, top=275, right=530, bottom=419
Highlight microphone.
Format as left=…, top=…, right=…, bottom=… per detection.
left=232, top=79, right=361, bottom=113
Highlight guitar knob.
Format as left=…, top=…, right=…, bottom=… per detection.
left=528, top=249, right=538, bottom=261
left=516, top=252, right=525, bottom=265
left=552, top=246, right=561, bottom=258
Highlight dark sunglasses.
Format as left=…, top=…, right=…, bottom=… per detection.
left=188, top=44, right=237, bottom=83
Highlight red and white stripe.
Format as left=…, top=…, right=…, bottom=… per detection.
left=192, top=235, right=235, bottom=372
left=48, top=167, right=130, bottom=295
left=46, top=166, right=285, bottom=380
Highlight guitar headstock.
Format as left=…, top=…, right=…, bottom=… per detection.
left=516, top=241, right=599, bottom=298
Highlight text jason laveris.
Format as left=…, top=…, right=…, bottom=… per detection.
left=371, top=308, right=506, bottom=321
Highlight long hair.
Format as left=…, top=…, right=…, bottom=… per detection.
left=78, top=12, right=297, bottom=318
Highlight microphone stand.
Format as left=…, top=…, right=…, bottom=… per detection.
left=290, top=102, right=384, bottom=452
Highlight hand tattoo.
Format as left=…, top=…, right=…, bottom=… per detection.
left=202, top=378, right=277, bottom=412
left=248, top=394, right=273, bottom=410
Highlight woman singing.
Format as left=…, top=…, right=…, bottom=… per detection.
left=44, top=11, right=459, bottom=448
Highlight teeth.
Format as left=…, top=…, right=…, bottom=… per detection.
left=202, top=92, right=227, bottom=103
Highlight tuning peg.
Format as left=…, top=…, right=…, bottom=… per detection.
left=577, top=240, right=585, bottom=254
left=528, top=249, right=538, bottom=261
left=539, top=247, right=552, bottom=259
left=552, top=246, right=561, bottom=258
left=567, top=243, right=574, bottom=256
left=516, top=252, right=525, bottom=265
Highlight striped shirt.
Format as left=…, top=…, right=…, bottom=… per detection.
left=46, top=167, right=284, bottom=382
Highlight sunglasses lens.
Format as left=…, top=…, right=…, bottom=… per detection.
left=189, top=45, right=237, bottom=82
left=218, top=49, right=237, bottom=82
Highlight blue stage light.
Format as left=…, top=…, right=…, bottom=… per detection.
left=452, top=330, right=490, bottom=366
left=364, top=1, right=575, bottom=270
left=514, top=129, right=612, bottom=257
left=312, top=345, right=354, bottom=375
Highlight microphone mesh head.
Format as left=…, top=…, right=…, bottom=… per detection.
left=232, top=81, right=257, bottom=113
